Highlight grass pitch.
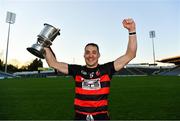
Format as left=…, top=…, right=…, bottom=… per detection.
left=0, top=76, right=180, bottom=120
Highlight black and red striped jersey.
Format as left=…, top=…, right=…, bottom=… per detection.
left=68, top=61, right=116, bottom=116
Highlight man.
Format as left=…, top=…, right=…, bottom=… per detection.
left=44, top=18, right=137, bottom=120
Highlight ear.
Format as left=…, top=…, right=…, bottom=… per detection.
left=98, top=53, right=100, bottom=58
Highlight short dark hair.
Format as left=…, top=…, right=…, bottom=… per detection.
left=85, top=43, right=99, bottom=52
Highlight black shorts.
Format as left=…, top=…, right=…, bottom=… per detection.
left=74, top=112, right=110, bottom=120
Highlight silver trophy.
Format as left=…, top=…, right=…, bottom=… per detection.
left=27, top=23, right=60, bottom=59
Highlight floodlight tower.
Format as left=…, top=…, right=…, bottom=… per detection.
left=5, top=11, right=16, bottom=73
left=149, top=30, right=156, bottom=65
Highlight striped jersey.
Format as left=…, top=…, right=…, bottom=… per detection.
left=68, top=61, right=116, bottom=116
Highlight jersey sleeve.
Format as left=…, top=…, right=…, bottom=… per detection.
left=68, top=64, right=81, bottom=78
left=102, top=61, right=116, bottom=79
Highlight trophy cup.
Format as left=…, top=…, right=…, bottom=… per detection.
left=27, top=23, right=60, bottom=59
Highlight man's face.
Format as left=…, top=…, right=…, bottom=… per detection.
left=84, top=45, right=100, bottom=68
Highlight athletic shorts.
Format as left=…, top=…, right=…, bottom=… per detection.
left=74, top=112, right=110, bottom=120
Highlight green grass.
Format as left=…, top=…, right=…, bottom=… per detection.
left=109, top=76, right=180, bottom=120
left=0, top=76, right=180, bottom=120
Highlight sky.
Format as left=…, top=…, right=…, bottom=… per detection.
left=0, top=0, right=180, bottom=68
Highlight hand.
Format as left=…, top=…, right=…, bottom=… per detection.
left=122, top=18, right=136, bottom=32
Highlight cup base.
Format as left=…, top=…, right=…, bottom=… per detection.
left=27, top=47, right=45, bottom=59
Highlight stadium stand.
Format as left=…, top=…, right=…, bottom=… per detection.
left=115, top=66, right=169, bottom=76
left=157, top=56, right=180, bottom=76
left=113, top=59, right=180, bottom=76
left=13, top=64, right=177, bottom=78
left=7, top=56, right=180, bottom=78
left=0, top=71, right=16, bottom=79
left=13, top=70, right=64, bottom=78
left=159, top=66, right=180, bottom=76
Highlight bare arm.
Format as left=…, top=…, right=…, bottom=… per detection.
left=114, top=18, right=137, bottom=71
left=44, top=47, right=69, bottom=74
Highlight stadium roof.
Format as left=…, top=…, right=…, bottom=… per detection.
left=157, top=56, right=180, bottom=65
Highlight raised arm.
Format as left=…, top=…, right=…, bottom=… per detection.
left=44, top=47, right=69, bottom=74
left=114, top=18, right=137, bottom=71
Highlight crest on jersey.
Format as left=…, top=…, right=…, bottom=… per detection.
left=81, top=70, right=87, bottom=75
left=82, top=78, right=101, bottom=90
left=96, top=70, right=100, bottom=76
left=89, top=72, right=94, bottom=78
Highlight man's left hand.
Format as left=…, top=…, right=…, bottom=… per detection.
left=122, top=18, right=136, bottom=32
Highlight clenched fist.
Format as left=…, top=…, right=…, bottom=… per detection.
left=122, top=18, right=136, bottom=32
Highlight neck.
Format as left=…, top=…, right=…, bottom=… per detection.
left=86, top=64, right=98, bottom=68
